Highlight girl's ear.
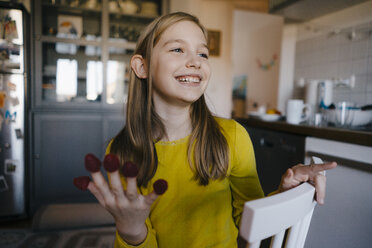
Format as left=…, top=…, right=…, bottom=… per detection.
left=131, top=54, right=148, bottom=79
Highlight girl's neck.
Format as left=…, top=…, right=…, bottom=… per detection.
left=155, top=103, right=192, bottom=142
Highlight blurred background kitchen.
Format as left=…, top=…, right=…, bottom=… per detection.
left=0, top=0, right=371, bottom=248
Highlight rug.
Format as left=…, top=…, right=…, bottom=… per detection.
left=0, top=226, right=116, bottom=248
left=1, top=203, right=116, bottom=248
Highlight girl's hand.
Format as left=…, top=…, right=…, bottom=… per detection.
left=74, top=154, right=167, bottom=245
left=278, top=161, right=337, bottom=205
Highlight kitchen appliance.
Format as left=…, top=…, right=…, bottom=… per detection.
left=305, top=79, right=333, bottom=112
left=0, top=2, right=29, bottom=219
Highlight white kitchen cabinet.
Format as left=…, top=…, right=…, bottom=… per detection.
left=305, top=137, right=372, bottom=248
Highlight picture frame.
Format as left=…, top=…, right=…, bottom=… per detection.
left=207, top=30, right=221, bottom=57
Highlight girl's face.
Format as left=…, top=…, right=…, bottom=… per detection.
left=150, top=20, right=210, bottom=108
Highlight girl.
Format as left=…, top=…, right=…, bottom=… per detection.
left=74, top=12, right=336, bottom=248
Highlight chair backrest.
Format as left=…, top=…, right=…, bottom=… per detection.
left=239, top=179, right=317, bottom=248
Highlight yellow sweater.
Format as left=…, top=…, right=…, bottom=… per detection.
left=110, top=118, right=264, bottom=248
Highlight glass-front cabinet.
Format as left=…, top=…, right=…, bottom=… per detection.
left=33, top=0, right=164, bottom=107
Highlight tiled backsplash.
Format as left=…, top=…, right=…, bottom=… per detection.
left=293, top=21, right=372, bottom=107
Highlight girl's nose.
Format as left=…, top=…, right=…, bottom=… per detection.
left=186, top=54, right=201, bottom=69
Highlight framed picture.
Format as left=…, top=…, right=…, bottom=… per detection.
left=207, top=30, right=221, bottom=57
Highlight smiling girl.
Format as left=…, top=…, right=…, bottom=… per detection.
left=74, top=12, right=336, bottom=248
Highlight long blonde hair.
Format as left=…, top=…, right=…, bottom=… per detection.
left=110, top=12, right=229, bottom=186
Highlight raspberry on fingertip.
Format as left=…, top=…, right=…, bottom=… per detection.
left=153, top=179, right=168, bottom=195
left=103, top=154, right=120, bottom=172
left=122, top=161, right=139, bottom=178
left=85, top=153, right=101, bottom=172
left=73, top=176, right=91, bottom=190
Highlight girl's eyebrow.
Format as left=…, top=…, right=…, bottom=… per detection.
left=162, top=39, right=208, bottom=49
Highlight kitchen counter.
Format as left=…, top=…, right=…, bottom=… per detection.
left=236, top=117, right=372, bottom=147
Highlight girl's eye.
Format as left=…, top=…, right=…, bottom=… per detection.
left=199, top=53, right=209, bottom=59
left=171, top=48, right=183, bottom=53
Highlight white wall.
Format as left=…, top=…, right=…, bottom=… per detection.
left=277, top=24, right=297, bottom=113
left=292, top=1, right=372, bottom=106
left=232, top=10, right=283, bottom=113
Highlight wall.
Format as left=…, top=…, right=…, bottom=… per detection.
left=232, top=10, right=284, bottom=113
left=277, top=24, right=297, bottom=113
left=292, top=1, right=372, bottom=107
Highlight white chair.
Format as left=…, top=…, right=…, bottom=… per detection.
left=239, top=157, right=323, bottom=248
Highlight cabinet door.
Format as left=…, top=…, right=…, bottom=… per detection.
left=244, top=126, right=305, bottom=195
left=35, top=0, right=104, bottom=105
left=102, top=113, right=125, bottom=146
left=32, top=113, right=103, bottom=207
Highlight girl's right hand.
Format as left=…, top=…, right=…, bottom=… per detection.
left=74, top=154, right=168, bottom=245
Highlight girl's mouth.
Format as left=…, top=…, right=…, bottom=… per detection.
left=175, top=75, right=202, bottom=85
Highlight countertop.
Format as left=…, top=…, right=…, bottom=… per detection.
left=236, top=117, right=372, bottom=147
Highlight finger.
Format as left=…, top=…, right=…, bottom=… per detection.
left=74, top=176, right=106, bottom=206
left=85, top=153, right=101, bottom=172
left=107, top=170, right=126, bottom=200
left=279, top=168, right=295, bottom=191
left=309, top=161, right=337, bottom=174
left=90, top=171, right=116, bottom=205
left=144, top=179, right=168, bottom=205
left=126, top=177, right=138, bottom=201
left=313, top=174, right=326, bottom=205
left=103, top=154, right=125, bottom=200
left=87, top=181, right=106, bottom=205
left=121, top=162, right=139, bottom=201
left=144, top=191, right=159, bottom=205
left=291, top=164, right=314, bottom=181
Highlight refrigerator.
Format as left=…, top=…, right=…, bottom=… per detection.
left=0, top=2, right=29, bottom=219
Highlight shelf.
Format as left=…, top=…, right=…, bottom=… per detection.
left=108, top=39, right=136, bottom=49
left=41, top=36, right=137, bottom=51
left=109, top=12, right=158, bottom=21
left=42, top=3, right=102, bottom=15
left=41, top=35, right=102, bottom=46
left=42, top=2, right=158, bottom=20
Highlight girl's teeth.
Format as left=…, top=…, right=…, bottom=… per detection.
left=177, top=77, right=200, bottom=83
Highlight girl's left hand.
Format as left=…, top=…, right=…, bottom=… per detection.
left=278, top=161, right=337, bottom=205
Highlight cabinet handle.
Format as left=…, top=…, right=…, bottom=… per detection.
left=260, top=138, right=274, bottom=148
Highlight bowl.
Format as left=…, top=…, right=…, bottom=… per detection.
left=335, top=101, right=355, bottom=127
left=351, top=109, right=372, bottom=126
left=260, top=114, right=281, bottom=122
left=325, top=108, right=372, bottom=127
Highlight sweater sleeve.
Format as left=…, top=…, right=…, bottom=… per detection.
left=114, top=218, right=158, bottom=248
left=228, top=122, right=265, bottom=227
left=106, top=142, right=159, bottom=248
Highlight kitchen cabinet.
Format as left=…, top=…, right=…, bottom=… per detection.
left=304, top=137, right=372, bottom=248
left=242, top=125, right=305, bottom=195
left=31, top=112, right=125, bottom=212
left=29, top=0, right=166, bottom=213
left=32, top=113, right=102, bottom=209
left=33, top=0, right=164, bottom=106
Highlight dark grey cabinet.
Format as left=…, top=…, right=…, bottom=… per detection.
left=242, top=125, right=305, bottom=195
left=31, top=112, right=124, bottom=213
